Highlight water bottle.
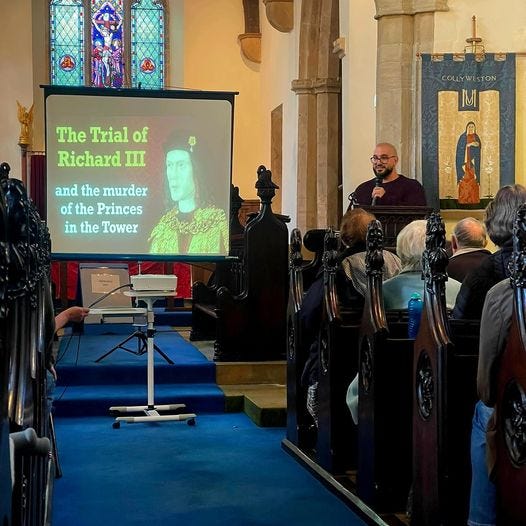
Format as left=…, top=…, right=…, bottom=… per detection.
left=408, top=292, right=423, bottom=339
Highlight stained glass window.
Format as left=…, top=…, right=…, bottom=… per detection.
left=91, top=1, right=124, bottom=88
left=50, top=0, right=85, bottom=86
left=131, top=0, right=164, bottom=90
left=49, top=0, right=166, bottom=89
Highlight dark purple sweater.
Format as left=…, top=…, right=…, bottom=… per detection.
left=353, top=174, right=427, bottom=206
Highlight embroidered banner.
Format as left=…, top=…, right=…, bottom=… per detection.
left=421, top=53, right=516, bottom=209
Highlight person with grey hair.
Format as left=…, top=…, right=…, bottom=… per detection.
left=346, top=219, right=460, bottom=425
left=448, top=217, right=491, bottom=282
left=452, top=184, right=526, bottom=319
left=382, top=220, right=461, bottom=310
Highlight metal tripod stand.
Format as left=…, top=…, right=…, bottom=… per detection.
left=94, top=325, right=174, bottom=364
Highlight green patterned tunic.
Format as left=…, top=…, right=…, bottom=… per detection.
left=149, top=206, right=228, bottom=254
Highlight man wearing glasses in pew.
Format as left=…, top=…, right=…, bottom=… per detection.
left=352, top=143, right=427, bottom=207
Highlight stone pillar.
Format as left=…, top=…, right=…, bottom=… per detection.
left=315, top=77, right=341, bottom=229
left=315, top=0, right=341, bottom=229
left=292, top=0, right=340, bottom=232
left=374, top=0, right=449, bottom=178
left=292, top=79, right=318, bottom=231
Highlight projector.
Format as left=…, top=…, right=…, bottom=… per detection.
left=130, top=274, right=178, bottom=292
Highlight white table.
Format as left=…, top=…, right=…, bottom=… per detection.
left=108, top=290, right=196, bottom=428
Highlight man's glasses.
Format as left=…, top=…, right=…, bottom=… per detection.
left=370, top=155, right=396, bottom=164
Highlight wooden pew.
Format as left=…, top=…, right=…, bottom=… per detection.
left=494, top=205, right=526, bottom=525
left=1, top=164, right=55, bottom=526
left=213, top=166, right=289, bottom=361
left=411, top=212, right=480, bottom=526
left=300, top=228, right=326, bottom=286
left=316, top=228, right=361, bottom=474
left=0, top=163, right=11, bottom=526
left=357, top=219, right=413, bottom=512
left=286, top=228, right=326, bottom=449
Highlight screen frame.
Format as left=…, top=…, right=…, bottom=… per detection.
left=43, top=85, right=237, bottom=262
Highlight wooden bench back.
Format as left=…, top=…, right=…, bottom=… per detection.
left=411, top=212, right=479, bottom=526
left=215, top=166, right=289, bottom=361
left=286, top=227, right=319, bottom=448
left=357, top=220, right=413, bottom=512
left=316, top=229, right=362, bottom=474
left=495, top=205, right=526, bottom=525
left=1, top=163, right=55, bottom=525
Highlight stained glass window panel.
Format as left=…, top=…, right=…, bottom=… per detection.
left=131, top=0, right=164, bottom=89
left=50, top=0, right=84, bottom=86
left=91, top=0, right=125, bottom=88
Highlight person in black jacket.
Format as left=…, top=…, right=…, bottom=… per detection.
left=452, top=184, right=526, bottom=320
left=448, top=217, right=491, bottom=283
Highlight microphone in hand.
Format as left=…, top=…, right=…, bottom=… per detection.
left=371, top=177, right=382, bottom=206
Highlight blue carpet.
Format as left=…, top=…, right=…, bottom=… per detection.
left=152, top=307, right=192, bottom=326
left=54, top=325, right=223, bottom=417
left=52, top=413, right=367, bottom=526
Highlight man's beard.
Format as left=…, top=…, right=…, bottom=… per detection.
left=373, top=165, right=393, bottom=179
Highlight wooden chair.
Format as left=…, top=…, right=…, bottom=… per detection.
left=357, top=219, right=413, bottom=512
left=494, top=205, right=526, bottom=525
left=411, top=212, right=479, bottom=526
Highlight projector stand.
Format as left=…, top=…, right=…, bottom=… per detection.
left=95, top=326, right=174, bottom=365
left=109, top=291, right=196, bottom=428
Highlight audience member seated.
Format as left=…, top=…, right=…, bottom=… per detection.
left=382, top=220, right=461, bottom=310
left=300, top=208, right=401, bottom=424
left=347, top=218, right=460, bottom=425
left=452, top=184, right=526, bottom=319
left=468, top=277, right=513, bottom=526
left=448, top=217, right=491, bottom=282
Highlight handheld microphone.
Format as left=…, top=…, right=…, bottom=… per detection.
left=371, top=177, right=382, bottom=206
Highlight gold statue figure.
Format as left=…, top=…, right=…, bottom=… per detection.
left=17, top=101, right=34, bottom=145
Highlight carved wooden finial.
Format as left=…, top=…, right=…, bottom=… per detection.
left=255, top=165, right=278, bottom=205
left=290, top=228, right=303, bottom=270
left=423, top=212, right=449, bottom=291
left=347, top=191, right=357, bottom=210
left=0, top=163, right=10, bottom=181
left=365, top=219, right=384, bottom=278
left=322, top=228, right=339, bottom=275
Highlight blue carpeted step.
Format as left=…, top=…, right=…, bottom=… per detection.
left=53, top=383, right=225, bottom=417
left=52, top=325, right=224, bottom=418
left=57, top=361, right=215, bottom=385
left=56, top=325, right=215, bottom=385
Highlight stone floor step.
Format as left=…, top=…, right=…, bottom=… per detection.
left=219, top=383, right=286, bottom=427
